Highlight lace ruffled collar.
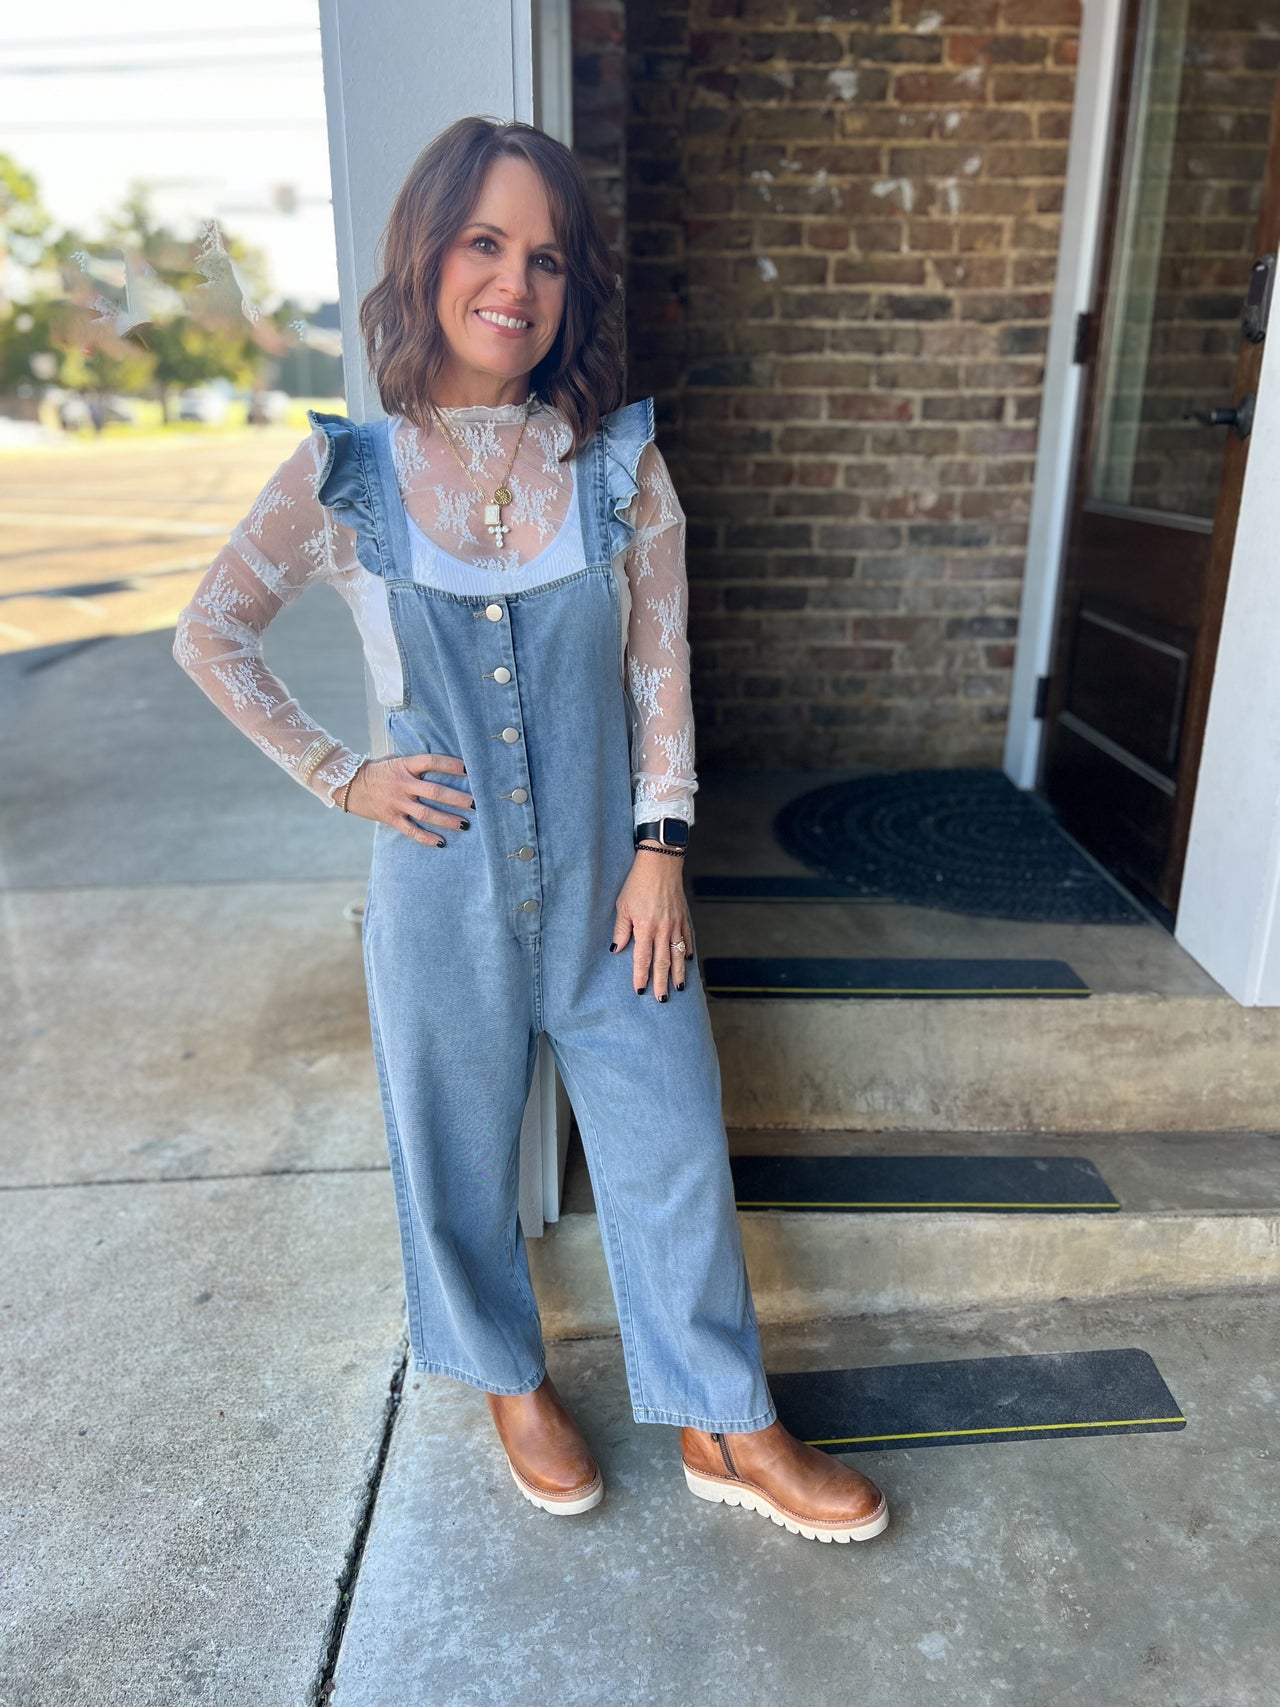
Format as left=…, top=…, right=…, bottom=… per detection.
left=428, top=390, right=544, bottom=423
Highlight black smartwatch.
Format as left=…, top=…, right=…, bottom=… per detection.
left=634, top=817, right=690, bottom=850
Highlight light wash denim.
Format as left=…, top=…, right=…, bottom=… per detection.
left=309, top=401, right=777, bottom=1432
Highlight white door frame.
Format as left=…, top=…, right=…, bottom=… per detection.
left=319, top=0, right=575, bottom=1227
left=1003, top=0, right=1280, bottom=1006
left=1003, top=0, right=1126, bottom=792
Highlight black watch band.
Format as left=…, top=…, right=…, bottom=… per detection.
left=634, top=817, right=690, bottom=850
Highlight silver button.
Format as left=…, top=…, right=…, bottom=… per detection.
left=485, top=603, right=504, bottom=622
left=493, top=666, right=512, bottom=684
left=501, top=726, right=520, bottom=743
left=520, top=899, right=540, bottom=913
left=509, top=788, right=529, bottom=804
left=516, top=846, right=535, bottom=861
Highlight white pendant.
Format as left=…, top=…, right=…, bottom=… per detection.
left=485, top=502, right=509, bottom=548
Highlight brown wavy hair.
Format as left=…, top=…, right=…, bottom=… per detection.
left=358, top=116, right=626, bottom=461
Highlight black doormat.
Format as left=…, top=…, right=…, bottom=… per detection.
left=731, top=1154, right=1119, bottom=1212
left=703, top=956, right=1090, bottom=997
left=771, top=1348, right=1185, bottom=1452
left=773, top=768, right=1149, bottom=923
left=692, top=875, right=894, bottom=902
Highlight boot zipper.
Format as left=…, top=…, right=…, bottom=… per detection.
left=710, top=1431, right=738, bottom=1478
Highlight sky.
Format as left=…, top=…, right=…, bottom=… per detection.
left=1, top=1, right=338, bottom=308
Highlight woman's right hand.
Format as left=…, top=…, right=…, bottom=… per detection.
left=345, top=752, right=474, bottom=847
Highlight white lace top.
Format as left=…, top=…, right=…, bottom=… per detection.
left=171, top=396, right=697, bottom=827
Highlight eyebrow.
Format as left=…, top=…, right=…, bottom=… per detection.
left=464, top=221, right=564, bottom=254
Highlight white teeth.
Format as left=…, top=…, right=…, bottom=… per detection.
left=478, top=310, right=531, bottom=330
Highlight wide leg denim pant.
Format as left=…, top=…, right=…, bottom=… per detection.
left=311, top=402, right=776, bottom=1432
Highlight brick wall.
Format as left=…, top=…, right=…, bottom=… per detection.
left=572, top=2, right=629, bottom=273
left=619, top=0, right=1083, bottom=771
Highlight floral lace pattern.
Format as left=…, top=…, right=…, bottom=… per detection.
left=171, top=398, right=697, bottom=825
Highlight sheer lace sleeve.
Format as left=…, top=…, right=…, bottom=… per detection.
left=171, top=427, right=368, bottom=807
left=623, top=438, right=698, bottom=829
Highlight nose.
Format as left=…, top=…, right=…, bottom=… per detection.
left=494, top=251, right=537, bottom=302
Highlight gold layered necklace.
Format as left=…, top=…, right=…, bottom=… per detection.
left=428, top=391, right=536, bottom=553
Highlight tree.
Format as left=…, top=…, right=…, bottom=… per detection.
left=95, top=189, right=283, bottom=419
left=0, top=155, right=286, bottom=415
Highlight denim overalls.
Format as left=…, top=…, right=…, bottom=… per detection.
left=309, top=401, right=776, bottom=1433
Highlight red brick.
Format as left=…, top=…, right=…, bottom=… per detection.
left=1001, top=0, right=1081, bottom=25
left=932, top=255, right=1009, bottom=289
left=992, top=70, right=1075, bottom=103
left=832, top=256, right=929, bottom=286
left=829, top=392, right=917, bottom=422
left=894, top=69, right=991, bottom=104
left=947, top=32, right=1053, bottom=66
left=901, top=0, right=998, bottom=23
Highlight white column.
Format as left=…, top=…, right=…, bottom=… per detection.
left=318, top=0, right=537, bottom=419
left=1176, top=316, right=1280, bottom=1005
left=318, top=0, right=574, bottom=1223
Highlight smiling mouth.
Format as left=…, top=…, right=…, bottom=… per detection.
left=476, top=309, right=533, bottom=331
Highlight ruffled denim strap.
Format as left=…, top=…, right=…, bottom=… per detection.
left=307, top=409, right=410, bottom=581
left=600, top=396, right=657, bottom=564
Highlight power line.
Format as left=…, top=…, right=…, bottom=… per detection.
left=0, top=52, right=318, bottom=76
left=0, top=26, right=318, bottom=50
left=1, top=120, right=326, bottom=133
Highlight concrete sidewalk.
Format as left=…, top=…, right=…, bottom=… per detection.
left=1, top=585, right=399, bottom=1707
left=332, top=1289, right=1280, bottom=1707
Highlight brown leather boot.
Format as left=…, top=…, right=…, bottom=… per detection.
left=487, top=1375, right=603, bottom=1516
left=680, top=1420, right=888, bottom=1543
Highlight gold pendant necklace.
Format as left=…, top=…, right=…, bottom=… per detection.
left=429, top=391, right=536, bottom=553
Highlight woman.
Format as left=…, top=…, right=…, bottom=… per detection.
left=173, top=116, right=888, bottom=1545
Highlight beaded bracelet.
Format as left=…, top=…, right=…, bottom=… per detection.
left=299, top=736, right=342, bottom=786
left=635, top=842, right=687, bottom=857
left=338, top=758, right=369, bottom=813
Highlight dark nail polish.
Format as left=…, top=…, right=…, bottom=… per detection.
left=659, top=994, right=669, bottom=1003
left=457, top=819, right=471, bottom=831
left=635, top=987, right=645, bottom=996
left=675, top=982, right=685, bottom=992
left=609, top=942, right=618, bottom=953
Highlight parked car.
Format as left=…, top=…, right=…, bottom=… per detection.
left=54, top=392, right=141, bottom=431
left=247, top=388, right=290, bottom=425
left=176, top=387, right=230, bottom=425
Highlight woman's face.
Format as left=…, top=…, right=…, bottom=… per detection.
left=435, top=155, right=569, bottom=406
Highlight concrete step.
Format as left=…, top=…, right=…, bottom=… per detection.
left=531, top=1129, right=1280, bottom=1337
left=686, top=770, right=1276, bottom=1133
left=703, top=986, right=1280, bottom=1132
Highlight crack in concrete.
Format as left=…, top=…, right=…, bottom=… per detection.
left=311, top=1331, right=410, bottom=1705
left=0, top=1164, right=391, bottom=1193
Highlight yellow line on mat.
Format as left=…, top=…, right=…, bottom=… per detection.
left=807, top=1415, right=1187, bottom=1446
left=708, top=984, right=1088, bottom=995
left=735, top=1200, right=1120, bottom=1209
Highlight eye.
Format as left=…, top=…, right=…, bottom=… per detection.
left=468, top=236, right=561, bottom=273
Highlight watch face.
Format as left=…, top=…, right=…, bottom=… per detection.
left=662, top=819, right=689, bottom=847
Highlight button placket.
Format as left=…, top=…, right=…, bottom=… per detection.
left=480, top=596, right=542, bottom=928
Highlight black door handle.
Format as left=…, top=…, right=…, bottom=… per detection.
left=1190, top=394, right=1255, bottom=439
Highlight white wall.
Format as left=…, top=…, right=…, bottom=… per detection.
left=318, top=0, right=536, bottom=423
left=317, top=0, right=575, bottom=1224
left=1176, top=317, right=1280, bottom=1005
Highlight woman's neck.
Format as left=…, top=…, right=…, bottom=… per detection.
left=431, top=373, right=534, bottom=411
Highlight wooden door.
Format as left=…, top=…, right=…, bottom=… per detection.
left=1041, top=0, right=1280, bottom=917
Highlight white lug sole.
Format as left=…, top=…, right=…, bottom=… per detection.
left=506, top=1456, right=604, bottom=1516
left=683, top=1464, right=889, bottom=1543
